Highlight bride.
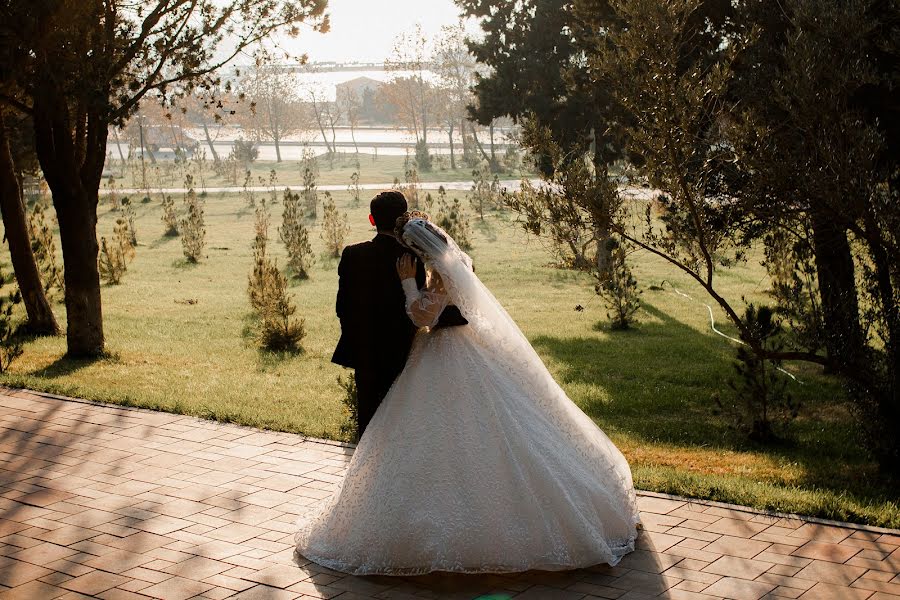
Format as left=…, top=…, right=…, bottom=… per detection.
left=295, top=212, right=640, bottom=575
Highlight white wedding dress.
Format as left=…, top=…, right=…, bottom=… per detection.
left=295, top=219, right=640, bottom=575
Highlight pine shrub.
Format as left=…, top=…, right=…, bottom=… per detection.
left=27, top=202, right=64, bottom=298
left=719, top=305, right=800, bottom=441
left=180, top=188, right=205, bottom=263
left=435, top=187, right=473, bottom=251
left=0, top=266, right=23, bottom=373
left=301, top=149, right=318, bottom=218
left=347, top=170, right=361, bottom=207
left=161, top=195, right=179, bottom=236
left=594, top=238, right=640, bottom=330
left=99, top=217, right=134, bottom=285
left=248, top=206, right=306, bottom=351
left=279, top=188, right=314, bottom=279
left=320, top=192, right=349, bottom=258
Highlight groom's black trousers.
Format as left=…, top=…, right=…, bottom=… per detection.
left=354, top=361, right=405, bottom=439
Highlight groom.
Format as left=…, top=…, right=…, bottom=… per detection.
left=332, top=191, right=425, bottom=440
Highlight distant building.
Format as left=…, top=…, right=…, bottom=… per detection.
left=335, top=77, right=394, bottom=124
left=335, top=76, right=383, bottom=98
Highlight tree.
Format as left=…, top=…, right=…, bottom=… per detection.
left=241, top=61, right=310, bottom=162
left=0, top=0, right=328, bottom=357
left=306, top=84, right=340, bottom=162
left=336, top=86, right=361, bottom=155
left=433, top=21, right=478, bottom=170
left=383, top=24, right=439, bottom=168
left=0, top=109, right=59, bottom=334
left=458, top=0, right=633, bottom=261
left=724, top=0, right=899, bottom=464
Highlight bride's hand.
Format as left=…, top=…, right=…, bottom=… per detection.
left=396, top=254, right=416, bottom=280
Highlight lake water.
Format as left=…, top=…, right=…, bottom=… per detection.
left=108, top=126, right=517, bottom=161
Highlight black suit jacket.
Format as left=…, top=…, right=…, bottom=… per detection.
left=332, top=234, right=426, bottom=373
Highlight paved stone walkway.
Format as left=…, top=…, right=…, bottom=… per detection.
left=1, top=388, right=898, bottom=600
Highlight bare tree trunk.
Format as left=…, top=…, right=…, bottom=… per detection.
left=201, top=122, right=220, bottom=162
left=0, top=112, right=59, bottom=335
left=489, top=120, right=496, bottom=165
left=112, top=128, right=127, bottom=176
left=311, top=98, right=334, bottom=155
left=33, top=89, right=105, bottom=357
left=447, top=120, right=456, bottom=169
left=810, top=208, right=864, bottom=369
left=470, top=122, right=492, bottom=165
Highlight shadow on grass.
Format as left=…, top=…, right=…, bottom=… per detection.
left=171, top=257, right=201, bottom=269
left=25, top=352, right=114, bottom=379
left=257, top=345, right=305, bottom=368
left=530, top=297, right=895, bottom=503
left=148, top=233, right=179, bottom=250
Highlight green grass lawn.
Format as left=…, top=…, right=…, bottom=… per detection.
left=102, top=153, right=528, bottom=192
left=2, top=187, right=898, bottom=528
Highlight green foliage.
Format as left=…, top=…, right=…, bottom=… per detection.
left=337, top=372, right=359, bottom=442
left=99, top=217, right=134, bottom=285
left=247, top=206, right=305, bottom=351
left=0, top=266, right=22, bottom=373
left=320, top=192, right=349, bottom=259
left=595, top=238, right=641, bottom=330
left=720, top=305, right=800, bottom=442
left=161, top=195, right=178, bottom=236
left=763, top=228, right=823, bottom=353
left=279, top=188, right=314, bottom=279
left=180, top=188, right=205, bottom=263
left=27, top=202, right=64, bottom=299
left=435, top=186, right=472, bottom=251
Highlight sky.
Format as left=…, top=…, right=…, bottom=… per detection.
left=270, top=0, right=476, bottom=64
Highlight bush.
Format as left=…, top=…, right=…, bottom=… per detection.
left=720, top=305, right=800, bottom=441
left=161, top=195, right=178, bottom=236
left=301, top=149, right=318, bottom=218
left=99, top=217, right=134, bottom=285
left=248, top=206, right=306, bottom=351
left=27, top=202, right=64, bottom=298
left=435, top=187, right=473, bottom=251
left=257, top=262, right=306, bottom=351
left=121, top=198, right=137, bottom=245
left=595, top=238, right=640, bottom=330
left=338, top=372, right=359, bottom=442
left=242, top=170, right=256, bottom=208
left=470, top=160, right=500, bottom=220
left=279, top=188, right=314, bottom=279
left=233, top=137, right=258, bottom=164
left=402, top=161, right=420, bottom=209
left=0, top=266, right=23, bottom=373
left=347, top=170, right=361, bottom=208
left=180, top=188, right=205, bottom=263
left=320, top=192, right=349, bottom=259
left=415, top=139, right=432, bottom=172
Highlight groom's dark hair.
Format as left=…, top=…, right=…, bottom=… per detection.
left=370, top=191, right=408, bottom=232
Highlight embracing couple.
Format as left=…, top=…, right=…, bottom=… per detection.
left=294, top=191, right=640, bottom=575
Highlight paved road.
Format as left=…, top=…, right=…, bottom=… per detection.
left=1, top=387, right=897, bottom=599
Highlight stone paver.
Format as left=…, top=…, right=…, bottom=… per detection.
left=1, top=387, right=898, bottom=599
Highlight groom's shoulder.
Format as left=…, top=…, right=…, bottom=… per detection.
left=341, top=240, right=371, bottom=258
